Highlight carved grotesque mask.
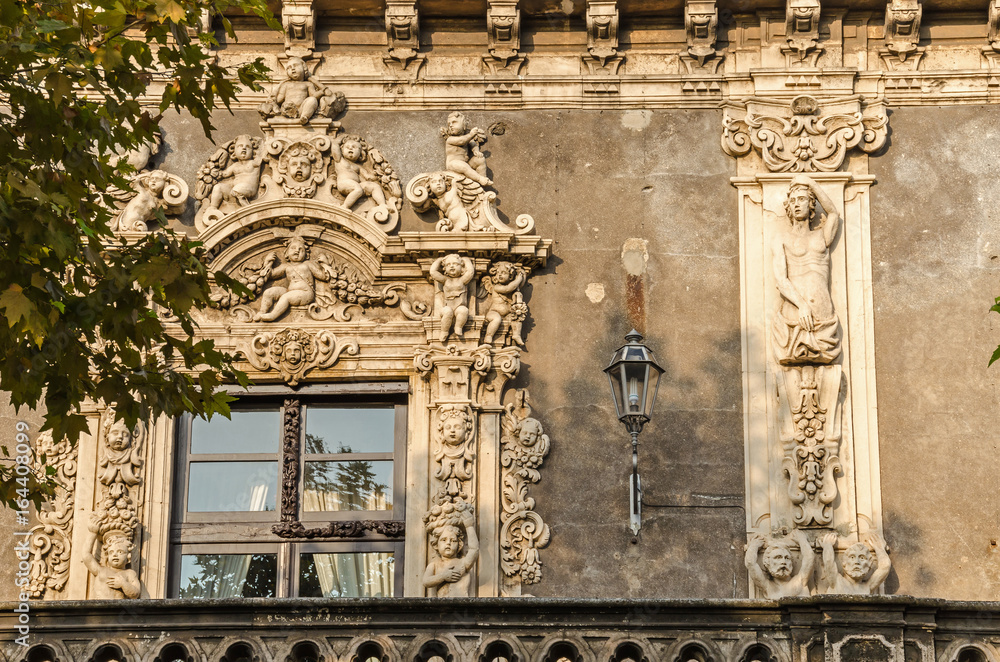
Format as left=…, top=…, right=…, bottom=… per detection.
left=282, top=341, right=304, bottom=366
left=843, top=542, right=874, bottom=581
left=288, top=154, right=312, bottom=182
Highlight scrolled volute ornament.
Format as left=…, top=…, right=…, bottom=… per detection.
left=721, top=95, right=888, bottom=173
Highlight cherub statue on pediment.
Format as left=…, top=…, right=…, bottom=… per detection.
left=257, top=56, right=346, bottom=124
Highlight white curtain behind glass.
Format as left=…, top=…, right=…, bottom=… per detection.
left=312, top=553, right=393, bottom=597
left=204, top=484, right=269, bottom=598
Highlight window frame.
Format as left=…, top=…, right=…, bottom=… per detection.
left=170, top=382, right=408, bottom=598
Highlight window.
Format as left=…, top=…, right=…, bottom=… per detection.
left=171, top=384, right=407, bottom=598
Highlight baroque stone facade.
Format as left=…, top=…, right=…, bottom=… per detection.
left=2, top=3, right=1000, bottom=653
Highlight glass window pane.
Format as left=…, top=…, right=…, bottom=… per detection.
left=302, top=460, right=392, bottom=512
left=191, top=410, right=280, bottom=454
left=178, top=554, right=277, bottom=598
left=188, top=462, right=278, bottom=512
left=305, top=406, right=395, bottom=454
left=298, top=552, right=394, bottom=597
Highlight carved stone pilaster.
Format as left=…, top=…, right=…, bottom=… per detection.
left=722, top=96, right=889, bottom=597
left=283, top=0, right=315, bottom=58
left=989, top=0, right=1000, bottom=50
left=83, top=411, right=147, bottom=599
left=783, top=0, right=823, bottom=66
left=385, top=0, right=420, bottom=69
left=27, top=432, right=77, bottom=599
left=499, top=390, right=551, bottom=596
left=880, top=0, right=924, bottom=69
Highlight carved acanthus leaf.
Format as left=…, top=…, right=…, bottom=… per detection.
left=721, top=95, right=888, bottom=172
left=273, top=519, right=406, bottom=539
left=499, top=390, right=551, bottom=584
left=241, top=328, right=359, bottom=386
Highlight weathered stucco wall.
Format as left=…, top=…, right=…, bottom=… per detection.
left=870, top=105, right=1000, bottom=600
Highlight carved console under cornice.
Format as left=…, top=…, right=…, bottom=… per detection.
left=723, top=95, right=891, bottom=597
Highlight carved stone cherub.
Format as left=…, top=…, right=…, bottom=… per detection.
left=114, top=170, right=169, bottom=232
left=482, top=261, right=527, bottom=346
left=98, top=414, right=144, bottom=487
left=442, top=112, right=492, bottom=187
left=195, top=135, right=265, bottom=224
left=423, top=172, right=485, bottom=232
left=253, top=237, right=334, bottom=322
left=422, top=499, right=480, bottom=597
left=82, top=513, right=141, bottom=600
left=434, top=405, right=475, bottom=497
left=332, top=134, right=389, bottom=210
left=257, top=57, right=346, bottom=124
left=430, top=254, right=475, bottom=343
left=817, top=531, right=891, bottom=594
left=745, top=529, right=815, bottom=598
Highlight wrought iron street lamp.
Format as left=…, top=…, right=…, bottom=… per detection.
left=604, top=330, right=664, bottom=536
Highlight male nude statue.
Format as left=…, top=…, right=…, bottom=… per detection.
left=771, top=175, right=842, bottom=366
left=745, top=528, right=814, bottom=598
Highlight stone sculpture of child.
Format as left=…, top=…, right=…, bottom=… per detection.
left=331, top=134, right=388, bottom=210
left=82, top=514, right=141, bottom=600
left=430, top=254, right=475, bottom=343
left=423, top=504, right=480, bottom=597
left=254, top=237, right=332, bottom=322
left=441, top=112, right=491, bottom=187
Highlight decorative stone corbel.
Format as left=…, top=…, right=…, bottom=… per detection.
left=721, top=95, right=887, bottom=173
left=681, top=0, right=724, bottom=73
left=881, top=0, right=923, bottom=69
left=282, top=0, right=315, bottom=59
left=783, top=0, right=823, bottom=66
left=583, top=0, right=624, bottom=75
left=484, top=0, right=525, bottom=75
left=385, top=0, right=421, bottom=70
left=240, top=328, right=359, bottom=386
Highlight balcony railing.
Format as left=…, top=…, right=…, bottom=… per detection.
left=3, top=597, right=1000, bottom=662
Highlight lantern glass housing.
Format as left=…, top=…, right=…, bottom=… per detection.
left=604, top=330, right=664, bottom=432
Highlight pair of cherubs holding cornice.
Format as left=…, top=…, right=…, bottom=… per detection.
left=745, top=528, right=890, bottom=597
left=257, top=57, right=346, bottom=124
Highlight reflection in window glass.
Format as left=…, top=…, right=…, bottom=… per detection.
left=305, top=407, right=395, bottom=454
left=302, top=460, right=392, bottom=512
left=178, top=554, right=277, bottom=598
left=298, top=552, right=394, bottom=597
left=191, top=410, right=280, bottom=455
left=188, top=462, right=277, bottom=512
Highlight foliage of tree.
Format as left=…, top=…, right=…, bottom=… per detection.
left=0, top=0, right=278, bottom=507
left=991, top=298, right=1000, bottom=366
